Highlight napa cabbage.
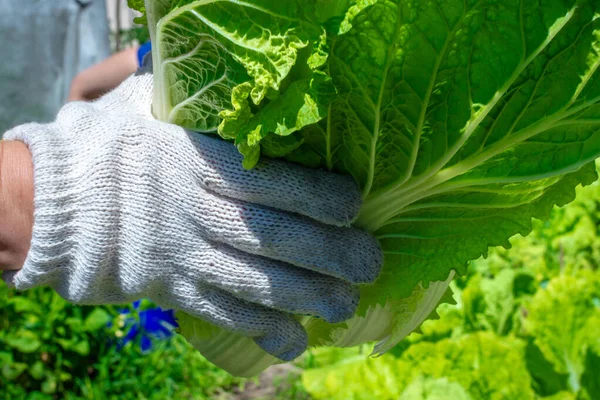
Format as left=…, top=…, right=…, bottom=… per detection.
left=130, top=0, right=600, bottom=376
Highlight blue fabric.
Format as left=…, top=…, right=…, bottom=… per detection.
left=137, top=42, right=152, bottom=68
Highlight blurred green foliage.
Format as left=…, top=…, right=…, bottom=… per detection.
left=301, top=167, right=600, bottom=399
left=0, top=284, right=247, bottom=399
left=114, top=26, right=150, bottom=50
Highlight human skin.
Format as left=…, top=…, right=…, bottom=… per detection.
left=68, top=46, right=140, bottom=102
left=0, top=140, right=34, bottom=271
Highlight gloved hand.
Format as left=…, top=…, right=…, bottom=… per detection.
left=2, top=70, right=383, bottom=361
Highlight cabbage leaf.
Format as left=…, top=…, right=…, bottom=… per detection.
left=131, top=0, right=600, bottom=376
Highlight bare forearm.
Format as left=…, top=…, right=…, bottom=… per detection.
left=68, top=47, right=140, bottom=102
left=0, top=140, right=34, bottom=270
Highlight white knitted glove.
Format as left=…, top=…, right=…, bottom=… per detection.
left=2, top=71, right=382, bottom=361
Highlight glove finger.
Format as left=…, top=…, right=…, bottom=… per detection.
left=180, top=243, right=359, bottom=323
left=188, top=133, right=362, bottom=227
left=155, top=280, right=308, bottom=361
left=191, top=191, right=383, bottom=284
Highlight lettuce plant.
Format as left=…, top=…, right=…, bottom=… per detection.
left=301, top=332, right=536, bottom=400
left=129, top=0, right=600, bottom=376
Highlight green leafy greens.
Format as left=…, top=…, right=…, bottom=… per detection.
left=131, top=0, right=600, bottom=376
left=301, top=333, right=536, bottom=400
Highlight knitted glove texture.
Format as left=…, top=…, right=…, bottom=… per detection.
left=2, top=71, right=383, bottom=361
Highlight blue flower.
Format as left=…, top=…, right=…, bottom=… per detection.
left=116, top=300, right=179, bottom=352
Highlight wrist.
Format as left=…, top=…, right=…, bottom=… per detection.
left=0, top=140, right=34, bottom=270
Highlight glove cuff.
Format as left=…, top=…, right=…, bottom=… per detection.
left=3, top=122, right=90, bottom=297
